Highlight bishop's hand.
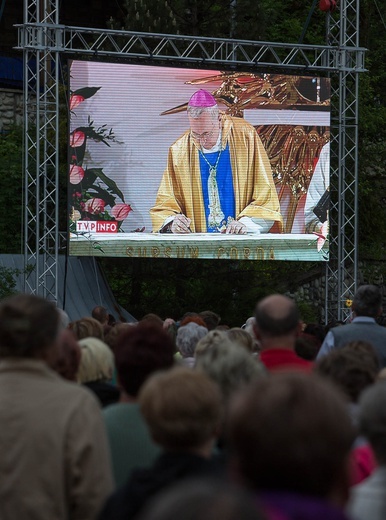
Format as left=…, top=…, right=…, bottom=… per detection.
left=171, top=214, right=192, bottom=234
left=223, top=220, right=247, bottom=234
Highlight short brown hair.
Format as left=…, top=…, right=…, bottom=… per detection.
left=91, top=305, right=109, bottom=324
left=68, top=317, right=104, bottom=340
left=315, top=343, right=379, bottom=402
left=0, top=294, right=60, bottom=358
left=139, top=367, right=223, bottom=450
left=228, top=372, right=355, bottom=497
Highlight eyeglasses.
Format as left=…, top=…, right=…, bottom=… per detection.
left=190, top=124, right=216, bottom=145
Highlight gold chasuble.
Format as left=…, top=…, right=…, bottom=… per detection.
left=150, top=115, right=283, bottom=233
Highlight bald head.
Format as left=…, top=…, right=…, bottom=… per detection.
left=255, top=295, right=300, bottom=339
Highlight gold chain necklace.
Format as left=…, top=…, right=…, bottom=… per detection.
left=198, top=147, right=223, bottom=175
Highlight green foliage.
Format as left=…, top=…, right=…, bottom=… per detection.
left=295, top=299, right=319, bottom=323
left=0, top=265, right=19, bottom=299
left=110, top=0, right=328, bottom=42
left=0, top=127, right=23, bottom=253
left=101, top=257, right=322, bottom=325
left=356, top=0, right=386, bottom=258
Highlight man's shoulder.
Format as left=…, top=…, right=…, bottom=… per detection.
left=226, top=115, right=254, bottom=132
left=43, top=375, right=103, bottom=410
left=225, top=116, right=261, bottom=148
left=170, top=130, right=190, bottom=150
left=334, top=319, right=386, bottom=333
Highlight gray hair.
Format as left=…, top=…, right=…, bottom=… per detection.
left=0, top=294, right=60, bottom=358
left=187, top=105, right=219, bottom=120
left=195, top=341, right=266, bottom=404
left=358, top=381, right=386, bottom=464
left=176, top=322, right=208, bottom=358
left=352, top=284, right=382, bottom=317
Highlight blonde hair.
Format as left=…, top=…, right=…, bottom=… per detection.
left=227, top=328, right=255, bottom=353
left=77, top=337, right=114, bottom=383
left=194, top=329, right=232, bottom=359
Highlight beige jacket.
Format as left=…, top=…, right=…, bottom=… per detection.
left=0, top=359, right=114, bottom=520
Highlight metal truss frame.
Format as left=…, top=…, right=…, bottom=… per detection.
left=324, top=0, right=361, bottom=322
left=18, top=0, right=365, bottom=320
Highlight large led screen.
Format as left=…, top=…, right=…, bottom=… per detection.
left=68, top=61, right=330, bottom=261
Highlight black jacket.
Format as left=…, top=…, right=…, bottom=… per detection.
left=99, top=451, right=224, bottom=520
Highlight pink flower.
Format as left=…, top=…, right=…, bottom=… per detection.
left=85, top=198, right=105, bottom=215
left=70, top=130, right=86, bottom=147
left=69, top=165, right=85, bottom=184
left=111, top=203, right=132, bottom=221
left=69, top=94, right=85, bottom=110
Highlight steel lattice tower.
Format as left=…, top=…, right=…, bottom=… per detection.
left=18, top=0, right=365, bottom=317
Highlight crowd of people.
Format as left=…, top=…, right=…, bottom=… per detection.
left=0, top=284, right=386, bottom=519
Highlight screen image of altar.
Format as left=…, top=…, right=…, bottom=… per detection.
left=68, top=60, right=330, bottom=260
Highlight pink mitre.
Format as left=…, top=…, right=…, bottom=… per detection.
left=188, top=89, right=217, bottom=107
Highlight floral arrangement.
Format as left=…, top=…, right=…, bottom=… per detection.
left=68, top=86, right=132, bottom=232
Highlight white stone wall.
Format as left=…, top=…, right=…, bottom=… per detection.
left=0, top=88, right=23, bottom=131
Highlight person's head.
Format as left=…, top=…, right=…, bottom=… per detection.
left=358, top=381, right=386, bottom=465
left=180, top=315, right=207, bottom=328
left=137, top=478, right=267, bottom=520
left=228, top=372, right=355, bottom=502
left=194, top=329, right=231, bottom=359
left=140, top=313, right=164, bottom=328
left=303, top=323, right=326, bottom=344
left=57, top=308, right=70, bottom=329
left=91, top=305, right=109, bottom=325
left=108, top=313, right=116, bottom=327
left=176, top=322, right=208, bottom=359
left=0, top=293, right=61, bottom=361
left=254, top=294, right=301, bottom=347
left=344, top=340, right=381, bottom=372
left=104, top=322, right=133, bottom=352
left=295, top=333, right=321, bottom=361
left=198, top=310, right=221, bottom=331
left=68, top=317, right=104, bottom=341
left=195, top=341, right=266, bottom=406
left=139, top=367, right=223, bottom=452
left=242, top=317, right=261, bottom=352
left=187, top=90, right=220, bottom=149
left=315, top=345, right=379, bottom=403
left=227, top=328, right=256, bottom=354
left=54, top=329, right=81, bottom=381
left=114, top=323, right=175, bottom=398
left=352, top=284, right=382, bottom=318
left=76, top=337, right=115, bottom=383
